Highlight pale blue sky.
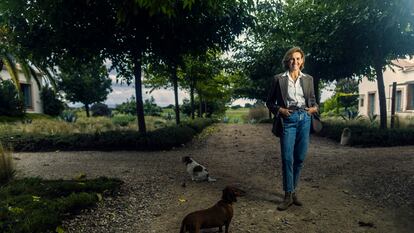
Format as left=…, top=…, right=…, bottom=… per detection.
left=101, top=74, right=333, bottom=108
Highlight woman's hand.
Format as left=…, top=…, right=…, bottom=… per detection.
left=305, top=107, right=318, bottom=115
left=278, top=107, right=293, bottom=118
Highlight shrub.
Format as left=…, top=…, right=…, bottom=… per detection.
left=0, top=177, right=122, bottom=233
left=115, top=96, right=136, bottom=115
left=319, top=119, right=414, bottom=147
left=60, top=110, right=77, bottom=123
left=0, top=143, right=15, bottom=185
left=222, top=116, right=229, bottom=123
left=146, top=125, right=196, bottom=149
left=112, top=114, right=136, bottom=127
left=40, top=86, right=65, bottom=116
left=144, top=96, right=162, bottom=116
left=0, top=118, right=214, bottom=151
left=0, top=80, right=25, bottom=117
left=247, top=105, right=268, bottom=122
left=91, top=103, right=111, bottom=117
left=182, top=118, right=215, bottom=133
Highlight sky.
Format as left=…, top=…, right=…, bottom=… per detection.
left=68, top=54, right=335, bottom=109
left=69, top=58, right=335, bottom=108
left=91, top=74, right=335, bottom=108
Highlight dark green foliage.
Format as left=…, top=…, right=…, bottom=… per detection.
left=0, top=177, right=122, bottom=233
left=319, top=121, right=414, bottom=147
left=244, top=103, right=252, bottom=108
left=40, top=86, right=65, bottom=116
left=230, top=105, right=242, bottom=109
left=115, top=96, right=137, bottom=115
left=59, top=58, right=112, bottom=117
left=111, top=114, right=136, bottom=126
left=0, top=80, right=25, bottom=117
left=59, top=110, right=77, bottom=123
left=0, top=118, right=214, bottom=152
left=91, top=103, right=111, bottom=117
left=146, top=126, right=196, bottom=149
left=144, top=97, right=162, bottom=116
left=181, top=98, right=227, bottom=117
left=182, top=118, right=215, bottom=133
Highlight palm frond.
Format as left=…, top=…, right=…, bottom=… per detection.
left=20, top=61, right=32, bottom=83
left=36, top=64, right=57, bottom=90
left=2, top=54, right=22, bottom=95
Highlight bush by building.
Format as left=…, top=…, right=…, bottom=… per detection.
left=40, top=86, right=65, bottom=116
left=319, top=119, right=414, bottom=147
left=0, top=80, right=25, bottom=117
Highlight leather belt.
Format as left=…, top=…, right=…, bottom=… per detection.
left=287, top=105, right=306, bottom=111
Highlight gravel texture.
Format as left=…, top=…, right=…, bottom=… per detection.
left=14, top=124, right=414, bottom=233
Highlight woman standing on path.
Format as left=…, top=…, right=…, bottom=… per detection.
left=266, top=47, right=318, bottom=211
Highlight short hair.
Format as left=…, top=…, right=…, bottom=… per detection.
left=282, top=47, right=305, bottom=71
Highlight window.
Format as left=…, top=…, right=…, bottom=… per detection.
left=368, top=92, right=375, bottom=116
left=360, top=95, right=364, bottom=107
left=396, top=90, right=402, bottom=112
left=408, top=84, right=414, bottom=110
left=20, top=83, right=32, bottom=109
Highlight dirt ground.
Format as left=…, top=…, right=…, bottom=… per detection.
left=14, top=124, right=414, bottom=233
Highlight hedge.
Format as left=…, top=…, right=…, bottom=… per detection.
left=0, top=118, right=215, bottom=152
left=319, top=121, right=414, bottom=147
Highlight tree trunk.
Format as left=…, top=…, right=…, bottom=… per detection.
left=374, top=59, right=387, bottom=129
left=204, top=101, right=207, bottom=117
left=172, top=65, right=180, bottom=124
left=199, top=95, right=203, bottom=117
left=190, top=77, right=195, bottom=120
left=85, top=104, right=90, bottom=117
left=133, top=53, right=147, bottom=134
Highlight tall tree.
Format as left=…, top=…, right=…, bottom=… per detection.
left=236, top=0, right=414, bottom=129
left=1, top=0, right=166, bottom=133
left=59, top=58, right=112, bottom=117
left=181, top=52, right=222, bottom=119
left=336, top=0, right=414, bottom=128
left=151, top=0, right=253, bottom=124
left=233, top=0, right=288, bottom=103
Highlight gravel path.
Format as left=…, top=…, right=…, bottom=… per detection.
left=14, top=124, right=414, bottom=233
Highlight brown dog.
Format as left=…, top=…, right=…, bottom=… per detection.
left=180, top=186, right=245, bottom=233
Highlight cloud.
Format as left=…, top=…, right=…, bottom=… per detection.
left=104, top=81, right=189, bottom=108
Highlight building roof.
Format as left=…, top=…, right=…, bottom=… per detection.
left=391, top=58, right=414, bottom=72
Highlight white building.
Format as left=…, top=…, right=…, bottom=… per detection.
left=358, top=59, right=414, bottom=118
left=0, top=64, right=43, bottom=113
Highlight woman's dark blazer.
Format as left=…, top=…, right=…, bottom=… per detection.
left=266, top=72, right=318, bottom=137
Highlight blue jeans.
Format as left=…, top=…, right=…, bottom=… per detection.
left=279, top=110, right=311, bottom=192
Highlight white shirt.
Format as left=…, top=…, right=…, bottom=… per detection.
left=284, top=71, right=306, bottom=107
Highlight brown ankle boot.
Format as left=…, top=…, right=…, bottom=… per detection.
left=292, top=192, right=303, bottom=206
left=277, top=192, right=293, bottom=211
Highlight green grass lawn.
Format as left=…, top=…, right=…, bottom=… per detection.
left=224, top=108, right=249, bottom=123
left=0, top=177, right=122, bottom=233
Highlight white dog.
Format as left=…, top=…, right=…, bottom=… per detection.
left=182, top=156, right=216, bottom=182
